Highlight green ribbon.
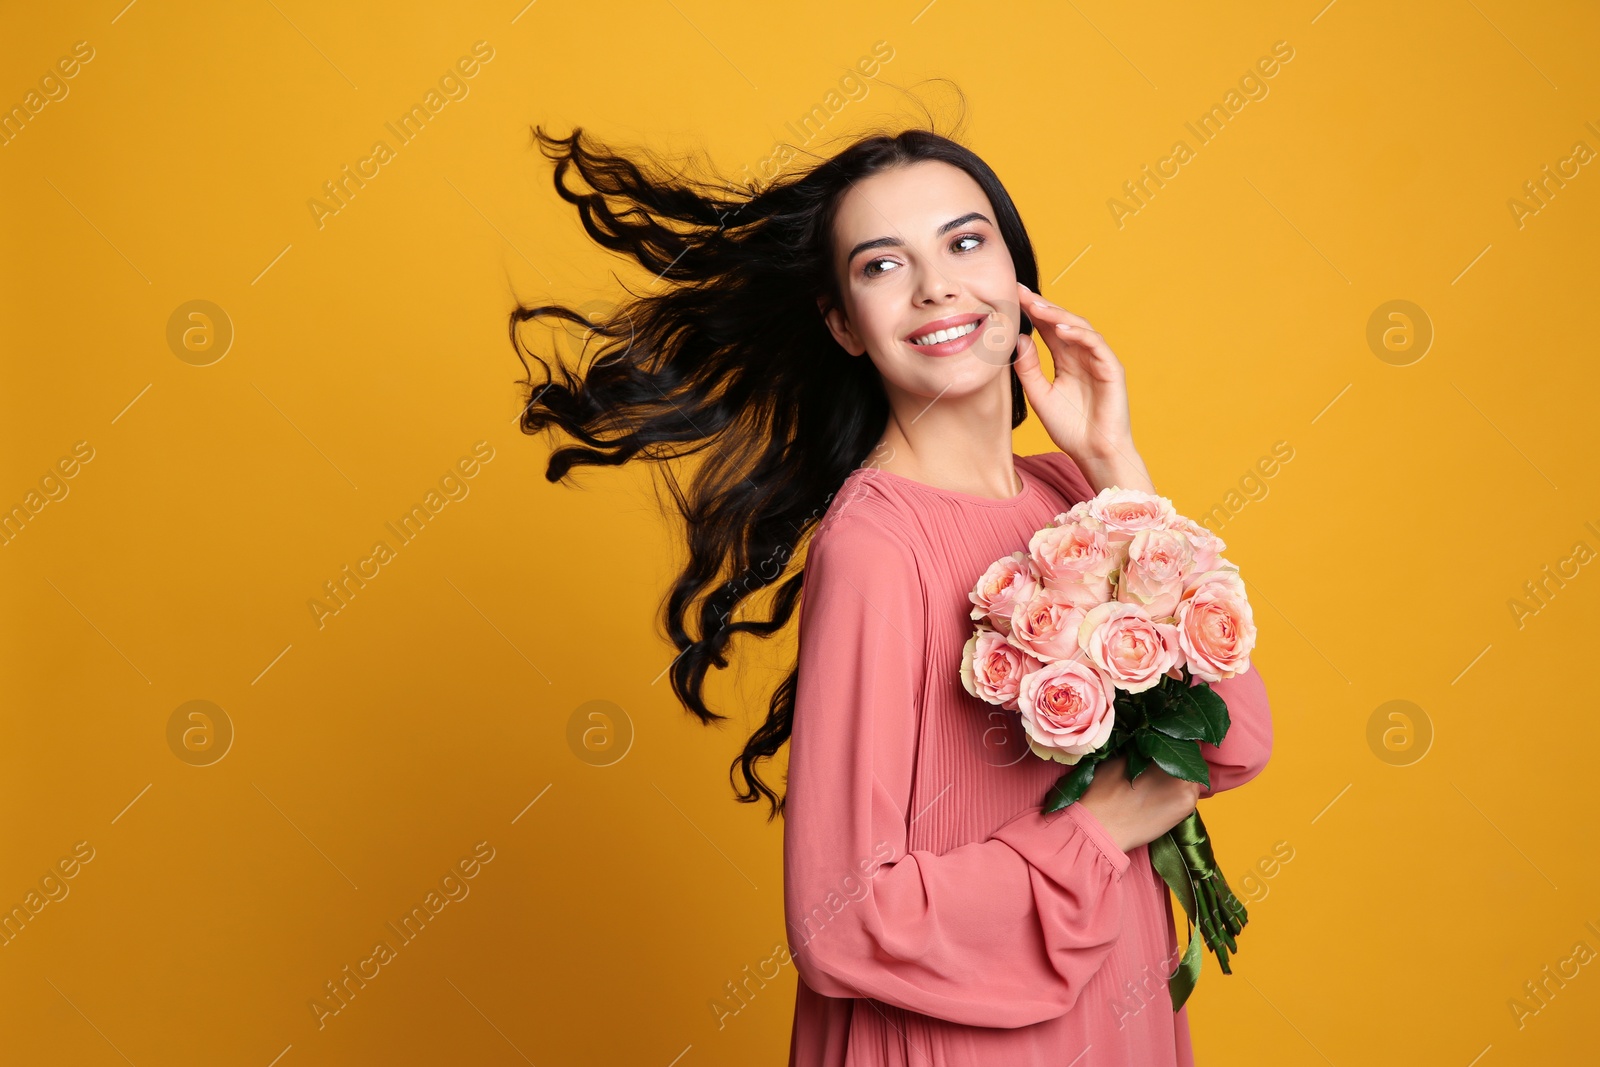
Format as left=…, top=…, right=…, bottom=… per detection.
left=1145, top=807, right=1250, bottom=1011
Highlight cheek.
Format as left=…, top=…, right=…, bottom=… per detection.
left=837, top=288, right=896, bottom=352
left=856, top=301, right=903, bottom=351
left=979, top=317, right=1014, bottom=356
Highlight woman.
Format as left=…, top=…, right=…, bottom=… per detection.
left=514, top=113, right=1273, bottom=1066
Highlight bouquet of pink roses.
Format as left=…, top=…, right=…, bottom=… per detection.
left=959, top=485, right=1257, bottom=1010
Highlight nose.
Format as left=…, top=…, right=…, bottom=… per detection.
left=912, top=262, right=960, bottom=306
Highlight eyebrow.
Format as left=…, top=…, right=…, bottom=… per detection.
left=845, top=211, right=992, bottom=266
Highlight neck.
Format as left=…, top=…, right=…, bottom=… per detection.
left=872, top=373, right=1020, bottom=499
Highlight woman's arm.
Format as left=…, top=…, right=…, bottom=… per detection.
left=1076, top=450, right=1155, bottom=495
left=1032, top=446, right=1151, bottom=500
left=784, top=510, right=1131, bottom=1027
left=1197, top=663, right=1274, bottom=799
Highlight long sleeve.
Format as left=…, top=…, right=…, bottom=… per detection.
left=1196, top=663, right=1273, bottom=799
left=783, top=509, right=1132, bottom=1028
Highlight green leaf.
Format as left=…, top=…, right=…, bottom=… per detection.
left=1168, top=681, right=1231, bottom=745
left=1126, top=746, right=1150, bottom=779
left=1134, top=731, right=1211, bottom=787
left=1043, top=757, right=1099, bottom=813
left=1148, top=699, right=1212, bottom=742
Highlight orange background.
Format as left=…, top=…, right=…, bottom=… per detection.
left=3, top=1, right=1598, bottom=1064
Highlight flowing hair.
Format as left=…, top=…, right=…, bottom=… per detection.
left=511, top=106, right=1041, bottom=821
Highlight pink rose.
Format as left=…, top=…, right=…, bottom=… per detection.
left=1028, top=519, right=1116, bottom=602
left=1078, top=601, right=1183, bottom=694
left=1053, top=500, right=1093, bottom=526
left=1176, top=570, right=1256, bottom=682
left=1015, top=657, right=1117, bottom=765
left=1087, top=488, right=1179, bottom=545
left=1116, top=528, right=1194, bottom=620
left=1172, top=515, right=1227, bottom=573
left=1007, top=589, right=1091, bottom=662
left=969, top=551, right=1039, bottom=636
left=960, top=627, right=1043, bottom=709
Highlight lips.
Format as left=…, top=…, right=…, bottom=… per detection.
left=903, top=311, right=988, bottom=344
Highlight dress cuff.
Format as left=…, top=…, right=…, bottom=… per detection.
left=1060, top=802, right=1131, bottom=878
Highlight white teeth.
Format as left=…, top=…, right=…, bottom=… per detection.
left=911, top=320, right=979, bottom=346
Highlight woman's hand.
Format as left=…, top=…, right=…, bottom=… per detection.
left=1011, top=282, right=1154, bottom=494
left=1075, top=754, right=1203, bottom=854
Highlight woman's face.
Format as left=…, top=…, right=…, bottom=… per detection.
left=820, top=159, right=1019, bottom=405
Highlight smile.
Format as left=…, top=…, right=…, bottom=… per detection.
left=909, top=320, right=980, bottom=346
left=904, top=312, right=989, bottom=356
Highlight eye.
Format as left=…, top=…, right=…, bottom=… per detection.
left=861, top=256, right=894, bottom=278
left=860, top=233, right=987, bottom=279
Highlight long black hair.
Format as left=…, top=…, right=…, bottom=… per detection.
left=512, top=103, right=1040, bottom=821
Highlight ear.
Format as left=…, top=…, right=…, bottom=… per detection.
left=816, top=296, right=865, bottom=357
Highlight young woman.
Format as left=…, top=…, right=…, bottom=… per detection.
left=514, top=114, right=1273, bottom=1066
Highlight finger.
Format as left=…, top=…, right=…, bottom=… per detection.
left=1012, top=332, right=1038, bottom=384
left=1049, top=322, right=1122, bottom=376
left=1038, top=308, right=1095, bottom=335
left=1020, top=308, right=1085, bottom=383
left=1012, top=333, right=1052, bottom=403
left=1020, top=284, right=1094, bottom=331
left=1016, top=296, right=1107, bottom=380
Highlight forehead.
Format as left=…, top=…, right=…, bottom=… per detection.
left=831, top=160, right=993, bottom=247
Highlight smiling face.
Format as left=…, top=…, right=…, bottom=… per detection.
left=819, top=159, right=1020, bottom=407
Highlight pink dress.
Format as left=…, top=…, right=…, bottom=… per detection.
left=783, top=450, right=1274, bottom=1066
